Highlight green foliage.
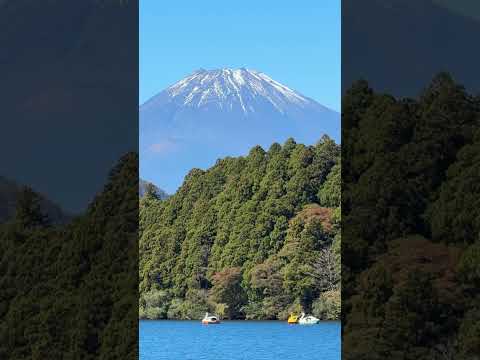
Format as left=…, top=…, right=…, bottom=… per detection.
left=140, top=289, right=171, bottom=319
left=456, top=241, right=480, bottom=287
left=342, top=74, right=480, bottom=358
left=428, top=132, right=480, bottom=244
left=457, top=306, right=480, bottom=358
left=312, top=289, right=341, bottom=320
left=0, top=153, right=138, bottom=359
left=14, top=186, right=50, bottom=229
left=139, top=138, right=341, bottom=319
left=163, top=289, right=210, bottom=320
left=318, top=161, right=341, bottom=208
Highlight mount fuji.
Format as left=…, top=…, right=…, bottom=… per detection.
left=140, top=68, right=339, bottom=193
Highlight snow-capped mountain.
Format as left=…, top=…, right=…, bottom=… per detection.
left=140, top=68, right=339, bottom=193
left=141, top=68, right=331, bottom=117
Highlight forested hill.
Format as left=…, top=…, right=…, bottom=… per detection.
left=342, top=74, right=480, bottom=358
left=0, top=153, right=138, bottom=359
left=139, top=136, right=341, bottom=320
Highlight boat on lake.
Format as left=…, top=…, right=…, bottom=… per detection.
left=287, top=313, right=299, bottom=324
left=202, top=312, right=221, bottom=324
left=298, top=312, right=320, bottom=325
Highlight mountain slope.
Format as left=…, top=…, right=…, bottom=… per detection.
left=140, top=68, right=339, bottom=194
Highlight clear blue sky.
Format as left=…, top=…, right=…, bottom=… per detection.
left=140, top=0, right=341, bottom=112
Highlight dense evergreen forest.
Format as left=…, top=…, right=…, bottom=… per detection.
left=343, top=73, right=480, bottom=359
left=0, top=154, right=138, bottom=359
left=139, top=137, right=341, bottom=320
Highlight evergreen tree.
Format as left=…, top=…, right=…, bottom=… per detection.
left=14, top=186, right=50, bottom=229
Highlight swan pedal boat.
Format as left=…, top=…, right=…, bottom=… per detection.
left=202, top=313, right=221, bottom=324
left=298, top=312, right=320, bottom=325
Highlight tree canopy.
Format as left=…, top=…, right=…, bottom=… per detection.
left=342, top=73, right=480, bottom=359
left=139, top=137, right=341, bottom=320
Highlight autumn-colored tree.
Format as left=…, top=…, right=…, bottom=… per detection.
left=209, top=267, right=245, bottom=319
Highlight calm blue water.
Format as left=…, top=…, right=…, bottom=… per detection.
left=140, top=320, right=340, bottom=360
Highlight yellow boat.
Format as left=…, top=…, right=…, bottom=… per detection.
left=287, top=313, right=299, bottom=324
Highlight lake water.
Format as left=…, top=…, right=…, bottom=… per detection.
left=140, top=320, right=340, bottom=360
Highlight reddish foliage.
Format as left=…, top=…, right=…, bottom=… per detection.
left=294, top=204, right=334, bottom=232
left=375, top=236, right=463, bottom=306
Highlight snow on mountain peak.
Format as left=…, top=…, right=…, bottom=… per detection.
left=165, top=68, right=313, bottom=115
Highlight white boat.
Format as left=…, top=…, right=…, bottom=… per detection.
left=298, top=312, right=319, bottom=325
left=201, top=312, right=220, bottom=324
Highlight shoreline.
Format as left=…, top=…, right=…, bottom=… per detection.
left=139, top=319, right=340, bottom=322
